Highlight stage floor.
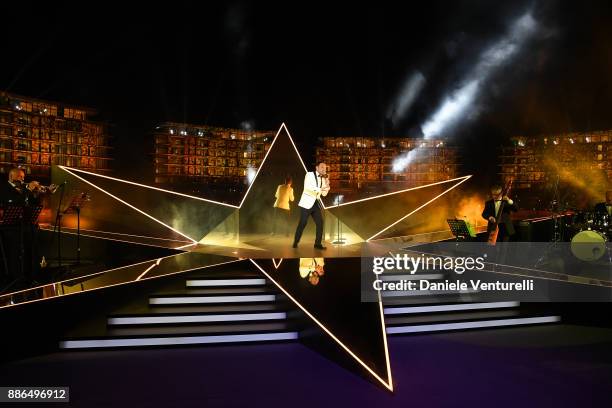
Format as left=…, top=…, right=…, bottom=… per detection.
left=44, top=226, right=455, bottom=258
left=2, top=324, right=612, bottom=407
left=191, top=230, right=455, bottom=259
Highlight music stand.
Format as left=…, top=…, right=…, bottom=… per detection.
left=25, top=205, right=43, bottom=225
left=63, top=193, right=90, bottom=265
left=331, top=194, right=346, bottom=245
left=447, top=218, right=475, bottom=242
left=0, top=206, right=24, bottom=225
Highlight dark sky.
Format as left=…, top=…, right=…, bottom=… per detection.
left=3, top=1, right=612, bottom=186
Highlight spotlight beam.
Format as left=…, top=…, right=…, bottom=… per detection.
left=421, top=10, right=538, bottom=138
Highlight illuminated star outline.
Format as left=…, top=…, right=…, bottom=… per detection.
left=4, top=123, right=474, bottom=392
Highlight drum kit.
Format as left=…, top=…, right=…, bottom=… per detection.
left=567, top=211, right=611, bottom=262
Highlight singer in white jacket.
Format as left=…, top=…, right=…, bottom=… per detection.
left=293, top=162, right=330, bottom=249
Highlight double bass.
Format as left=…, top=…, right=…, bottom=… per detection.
left=487, top=178, right=514, bottom=246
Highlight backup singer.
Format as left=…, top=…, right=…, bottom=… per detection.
left=272, top=176, right=294, bottom=236
left=293, top=162, right=330, bottom=250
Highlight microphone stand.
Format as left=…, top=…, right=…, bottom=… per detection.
left=52, top=182, right=67, bottom=269
left=332, top=194, right=346, bottom=245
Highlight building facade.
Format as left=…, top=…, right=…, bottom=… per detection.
left=153, top=122, right=275, bottom=187
left=499, top=131, right=612, bottom=190
left=316, top=137, right=459, bottom=193
left=0, top=92, right=111, bottom=182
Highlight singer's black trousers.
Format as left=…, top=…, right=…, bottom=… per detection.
left=293, top=204, right=323, bottom=246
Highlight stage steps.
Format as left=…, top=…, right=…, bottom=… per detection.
left=59, top=269, right=561, bottom=350
left=380, top=267, right=561, bottom=335
left=59, top=273, right=300, bottom=350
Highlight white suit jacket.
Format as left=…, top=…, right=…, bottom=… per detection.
left=298, top=171, right=329, bottom=209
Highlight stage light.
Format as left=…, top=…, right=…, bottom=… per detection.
left=421, top=10, right=538, bottom=139
left=246, top=166, right=256, bottom=184
left=240, top=120, right=254, bottom=131
left=392, top=148, right=421, bottom=172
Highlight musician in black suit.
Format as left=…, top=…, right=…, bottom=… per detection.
left=594, top=190, right=612, bottom=217
left=0, top=167, right=41, bottom=207
left=0, top=168, right=43, bottom=289
left=481, top=185, right=518, bottom=242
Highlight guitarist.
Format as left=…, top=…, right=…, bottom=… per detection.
left=482, top=184, right=518, bottom=242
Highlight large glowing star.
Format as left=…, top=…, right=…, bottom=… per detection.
left=41, top=123, right=472, bottom=391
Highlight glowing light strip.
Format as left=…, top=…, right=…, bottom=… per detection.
left=0, top=258, right=243, bottom=310
left=249, top=259, right=393, bottom=391
left=272, top=259, right=283, bottom=269
left=149, top=294, right=276, bottom=305
left=56, top=227, right=193, bottom=244
left=136, top=258, right=162, bottom=281
left=47, top=229, right=186, bottom=250
left=108, top=312, right=287, bottom=325
left=176, top=243, right=198, bottom=250
left=60, top=166, right=239, bottom=208
left=60, top=166, right=198, bottom=243
left=328, top=175, right=471, bottom=209
left=377, top=286, right=394, bottom=391
left=370, top=228, right=459, bottom=243
left=59, top=332, right=299, bottom=349
left=0, top=252, right=182, bottom=300
left=386, top=316, right=560, bottom=334
left=383, top=301, right=520, bottom=315
left=366, top=175, right=472, bottom=241
left=282, top=123, right=310, bottom=173
left=186, top=278, right=266, bottom=287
